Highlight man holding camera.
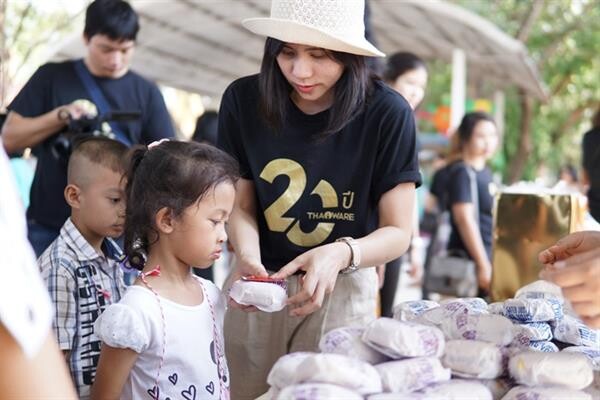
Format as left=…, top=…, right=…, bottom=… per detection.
left=2, top=0, right=175, bottom=256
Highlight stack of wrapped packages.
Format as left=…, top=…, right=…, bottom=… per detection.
left=260, top=280, right=599, bottom=399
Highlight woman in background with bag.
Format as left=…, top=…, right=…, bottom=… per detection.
left=445, top=112, right=498, bottom=297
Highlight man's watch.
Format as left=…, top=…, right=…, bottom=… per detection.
left=336, top=237, right=361, bottom=274
left=57, top=108, right=70, bottom=122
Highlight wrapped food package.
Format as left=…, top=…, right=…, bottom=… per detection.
left=552, top=314, right=600, bottom=348
left=229, top=279, right=287, bottom=312
left=508, top=350, right=594, bottom=390
left=503, top=298, right=563, bottom=322
left=293, top=353, right=382, bottom=395
left=362, top=318, right=445, bottom=358
left=501, top=385, right=592, bottom=400
left=375, top=356, right=450, bottom=393
left=442, top=340, right=505, bottom=379
left=414, top=299, right=488, bottom=326
left=267, top=352, right=314, bottom=390
left=441, top=313, right=515, bottom=346
left=275, top=383, right=363, bottom=400
left=392, top=300, right=439, bottom=322
left=318, top=326, right=388, bottom=365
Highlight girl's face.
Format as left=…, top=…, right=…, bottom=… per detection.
left=465, top=120, right=498, bottom=160
left=391, top=67, right=428, bottom=110
left=276, top=43, right=344, bottom=113
left=170, top=182, right=236, bottom=268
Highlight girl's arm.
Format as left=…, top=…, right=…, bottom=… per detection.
left=91, top=344, right=138, bottom=400
left=0, top=325, right=77, bottom=399
left=272, top=182, right=416, bottom=316
left=451, top=202, right=492, bottom=290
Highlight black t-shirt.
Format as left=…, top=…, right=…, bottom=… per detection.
left=8, top=60, right=175, bottom=229
left=582, top=127, right=600, bottom=221
left=218, top=75, right=421, bottom=271
left=446, top=162, right=494, bottom=261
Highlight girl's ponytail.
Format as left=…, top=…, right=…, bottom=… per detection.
left=123, top=145, right=149, bottom=270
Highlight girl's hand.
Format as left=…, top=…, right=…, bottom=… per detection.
left=538, top=231, right=600, bottom=265
left=540, top=248, right=600, bottom=328
left=226, top=255, right=268, bottom=313
left=270, top=242, right=350, bottom=317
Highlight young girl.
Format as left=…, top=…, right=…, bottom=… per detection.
left=91, top=140, right=238, bottom=400
left=218, top=1, right=420, bottom=398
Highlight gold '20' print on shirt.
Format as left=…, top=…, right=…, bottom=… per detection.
left=260, top=158, right=348, bottom=247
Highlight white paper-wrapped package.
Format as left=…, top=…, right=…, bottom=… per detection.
left=509, top=350, right=594, bottom=390
left=442, top=340, right=505, bottom=379
left=488, top=302, right=505, bottom=316
left=318, top=326, right=388, bottom=364
left=419, top=379, right=493, bottom=400
left=275, top=383, right=363, bottom=400
left=511, top=340, right=559, bottom=353
left=362, top=318, right=445, bottom=358
left=415, top=299, right=488, bottom=326
left=515, top=280, right=563, bottom=300
left=501, top=386, right=592, bottom=400
left=441, top=313, right=514, bottom=346
left=563, top=346, right=600, bottom=370
left=392, top=300, right=439, bottom=322
left=552, top=314, right=600, bottom=348
left=512, top=322, right=553, bottom=342
left=503, top=298, right=563, bottom=322
left=267, top=352, right=314, bottom=390
left=375, top=357, right=450, bottom=393
left=229, top=280, right=287, bottom=312
left=293, top=353, right=382, bottom=395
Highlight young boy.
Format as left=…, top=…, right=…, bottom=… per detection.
left=39, top=137, right=128, bottom=399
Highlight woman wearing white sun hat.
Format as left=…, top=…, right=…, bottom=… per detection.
left=218, top=0, right=421, bottom=397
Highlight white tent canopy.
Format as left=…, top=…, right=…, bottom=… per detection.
left=52, top=0, right=546, bottom=102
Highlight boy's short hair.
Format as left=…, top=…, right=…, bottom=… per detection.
left=68, top=137, right=128, bottom=186
left=84, top=0, right=139, bottom=41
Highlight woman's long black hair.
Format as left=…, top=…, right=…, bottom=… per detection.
left=258, top=37, right=374, bottom=137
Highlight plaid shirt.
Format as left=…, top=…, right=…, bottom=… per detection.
left=39, top=218, right=125, bottom=400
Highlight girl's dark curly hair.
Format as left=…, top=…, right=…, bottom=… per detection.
left=123, top=140, right=239, bottom=269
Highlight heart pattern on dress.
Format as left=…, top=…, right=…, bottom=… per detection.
left=205, top=381, right=215, bottom=395
left=182, top=384, right=197, bottom=400
left=168, top=373, right=178, bottom=385
left=147, top=385, right=159, bottom=400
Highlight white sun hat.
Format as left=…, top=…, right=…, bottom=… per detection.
left=242, top=0, right=385, bottom=57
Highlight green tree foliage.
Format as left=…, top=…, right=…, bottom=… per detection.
left=422, top=0, right=600, bottom=183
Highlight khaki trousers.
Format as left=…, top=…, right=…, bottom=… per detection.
left=224, top=268, right=378, bottom=400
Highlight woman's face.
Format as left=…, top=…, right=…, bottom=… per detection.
left=391, top=67, right=428, bottom=110
left=276, top=43, right=344, bottom=113
left=465, top=120, right=498, bottom=160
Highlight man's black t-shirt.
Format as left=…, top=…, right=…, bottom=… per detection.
left=582, top=127, right=600, bottom=221
left=8, top=60, right=175, bottom=229
left=218, top=75, right=421, bottom=271
left=446, top=162, right=494, bottom=261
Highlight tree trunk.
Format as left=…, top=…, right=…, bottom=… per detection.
left=507, top=90, right=534, bottom=183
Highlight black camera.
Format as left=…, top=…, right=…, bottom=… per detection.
left=51, top=111, right=141, bottom=163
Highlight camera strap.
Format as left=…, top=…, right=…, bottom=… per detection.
left=74, top=59, right=133, bottom=146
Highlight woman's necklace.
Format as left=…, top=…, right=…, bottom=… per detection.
left=139, top=265, right=229, bottom=400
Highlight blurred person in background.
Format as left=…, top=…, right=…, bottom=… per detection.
left=379, top=51, right=428, bottom=316
left=445, top=112, right=498, bottom=297
left=581, top=105, right=600, bottom=222
left=554, top=163, right=581, bottom=193
left=1, top=0, right=175, bottom=256
left=0, top=146, right=76, bottom=399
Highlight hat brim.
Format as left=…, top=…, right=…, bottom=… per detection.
left=242, top=17, right=385, bottom=58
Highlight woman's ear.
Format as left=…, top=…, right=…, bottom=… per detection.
left=64, top=184, right=81, bottom=209
left=155, top=207, right=175, bottom=234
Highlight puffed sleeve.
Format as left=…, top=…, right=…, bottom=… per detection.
left=94, top=303, right=149, bottom=353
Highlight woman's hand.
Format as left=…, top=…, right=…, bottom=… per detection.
left=226, top=254, right=268, bottom=313
left=538, top=231, right=600, bottom=265
left=270, top=242, right=351, bottom=317
left=539, top=248, right=600, bottom=328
